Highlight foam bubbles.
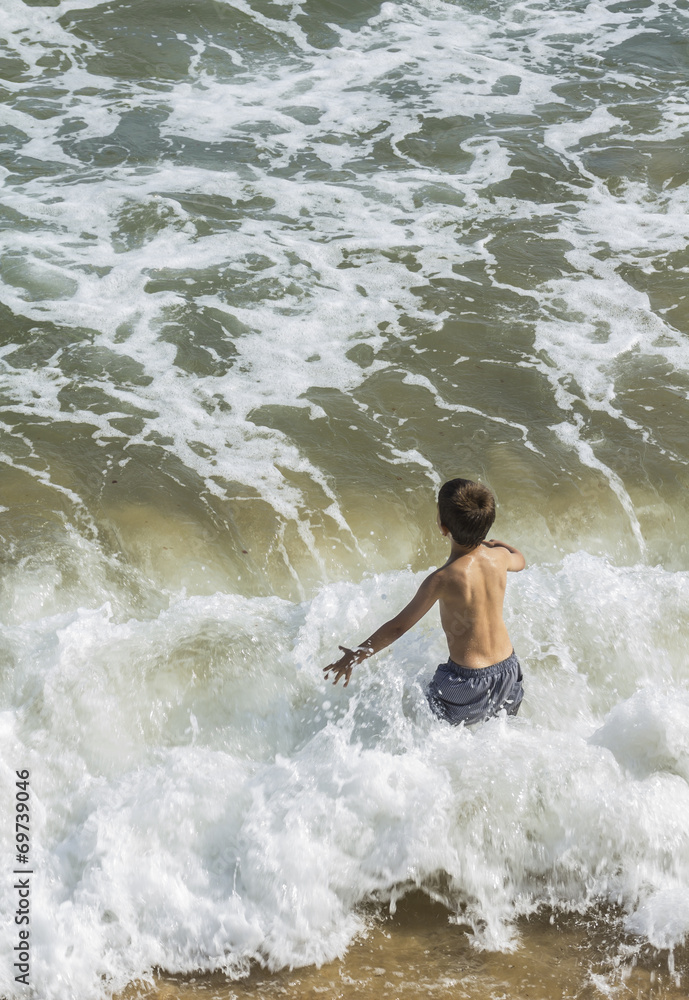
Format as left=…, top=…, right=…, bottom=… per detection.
left=2, top=556, right=689, bottom=997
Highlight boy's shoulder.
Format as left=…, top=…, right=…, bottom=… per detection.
left=422, top=540, right=522, bottom=596
left=438, top=543, right=511, bottom=580
left=480, top=539, right=526, bottom=573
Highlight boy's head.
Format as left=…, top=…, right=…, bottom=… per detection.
left=437, top=478, right=495, bottom=549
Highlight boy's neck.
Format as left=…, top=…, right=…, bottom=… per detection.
left=447, top=537, right=481, bottom=559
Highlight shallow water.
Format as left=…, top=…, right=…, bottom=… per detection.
left=119, top=894, right=689, bottom=1000
left=1, top=0, right=689, bottom=997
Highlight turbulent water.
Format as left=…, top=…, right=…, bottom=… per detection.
left=1, top=0, right=689, bottom=996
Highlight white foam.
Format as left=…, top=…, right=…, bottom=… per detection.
left=1, top=556, right=689, bottom=997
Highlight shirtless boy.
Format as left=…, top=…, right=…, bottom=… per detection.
left=323, top=478, right=526, bottom=725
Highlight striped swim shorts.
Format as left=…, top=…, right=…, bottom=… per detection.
left=427, top=650, right=524, bottom=726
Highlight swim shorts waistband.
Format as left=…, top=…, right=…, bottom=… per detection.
left=443, top=650, right=518, bottom=679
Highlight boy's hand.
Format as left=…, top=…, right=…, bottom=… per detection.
left=323, top=645, right=367, bottom=687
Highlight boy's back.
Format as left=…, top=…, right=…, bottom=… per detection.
left=435, top=539, right=522, bottom=669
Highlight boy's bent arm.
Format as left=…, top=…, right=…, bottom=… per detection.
left=324, top=572, right=441, bottom=686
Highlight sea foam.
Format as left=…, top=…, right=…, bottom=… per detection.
left=1, top=555, right=689, bottom=997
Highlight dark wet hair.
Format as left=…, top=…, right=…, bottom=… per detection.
left=437, top=478, right=495, bottom=548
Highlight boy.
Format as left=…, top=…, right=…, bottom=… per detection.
left=323, top=478, right=525, bottom=726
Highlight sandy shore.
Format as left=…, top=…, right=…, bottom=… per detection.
left=118, top=893, right=687, bottom=1000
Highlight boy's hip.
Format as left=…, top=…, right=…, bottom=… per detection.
left=427, top=650, right=523, bottom=726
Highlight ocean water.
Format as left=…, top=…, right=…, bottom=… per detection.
left=1, top=0, right=689, bottom=997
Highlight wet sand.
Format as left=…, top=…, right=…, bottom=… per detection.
left=119, top=893, right=687, bottom=1000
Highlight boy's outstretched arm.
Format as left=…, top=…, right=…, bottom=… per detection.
left=323, top=572, right=441, bottom=687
